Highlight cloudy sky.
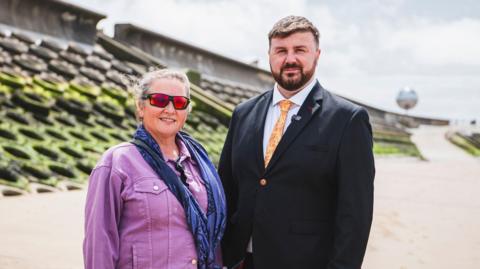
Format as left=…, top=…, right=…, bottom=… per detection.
left=70, top=0, right=480, bottom=121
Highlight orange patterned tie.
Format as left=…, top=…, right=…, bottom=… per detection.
left=264, top=99, right=293, bottom=167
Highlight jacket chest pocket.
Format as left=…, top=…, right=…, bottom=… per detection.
left=133, top=178, right=171, bottom=226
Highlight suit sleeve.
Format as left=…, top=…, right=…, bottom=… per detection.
left=83, top=166, right=124, bottom=269
left=218, top=109, right=239, bottom=256
left=328, top=108, right=375, bottom=269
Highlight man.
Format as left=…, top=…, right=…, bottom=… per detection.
left=219, top=16, right=375, bottom=269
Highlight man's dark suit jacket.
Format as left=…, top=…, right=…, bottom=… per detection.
left=218, top=82, right=375, bottom=269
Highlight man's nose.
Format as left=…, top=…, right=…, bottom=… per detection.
left=285, top=51, right=297, bottom=64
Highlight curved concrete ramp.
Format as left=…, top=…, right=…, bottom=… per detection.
left=410, top=125, right=478, bottom=162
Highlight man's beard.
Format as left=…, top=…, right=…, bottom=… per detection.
left=271, top=62, right=315, bottom=91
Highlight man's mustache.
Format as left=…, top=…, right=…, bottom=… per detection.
left=281, top=63, right=302, bottom=72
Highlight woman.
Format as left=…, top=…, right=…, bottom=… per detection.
left=83, top=69, right=226, bottom=269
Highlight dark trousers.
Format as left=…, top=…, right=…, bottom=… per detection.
left=243, top=253, right=254, bottom=269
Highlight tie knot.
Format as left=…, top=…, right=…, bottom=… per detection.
left=278, top=99, right=293, bottom=112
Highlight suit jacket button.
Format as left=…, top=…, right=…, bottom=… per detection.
left=260, top=178, right=267, bottom=186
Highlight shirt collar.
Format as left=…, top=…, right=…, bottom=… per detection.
left=175, top=137, right=192, bottom=163
left=272, top=78, right=318, bottom=107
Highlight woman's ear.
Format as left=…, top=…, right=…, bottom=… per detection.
left=136, top=100, right=145, bottom=121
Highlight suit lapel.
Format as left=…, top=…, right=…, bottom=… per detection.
left=265, top=82, right=324, bottom=172
left=252, top=90, right=273, bottom=172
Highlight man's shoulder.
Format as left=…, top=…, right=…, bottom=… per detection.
left=234, top=90, right=271, bottom=115
left=323, top=88, right=366, bottom=115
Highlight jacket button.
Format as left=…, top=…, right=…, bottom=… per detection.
left=191, top=259, right=197, bottom=265
left=153, top=185, right=159, bottom=191
left=259, top=178, right=267, bottom=186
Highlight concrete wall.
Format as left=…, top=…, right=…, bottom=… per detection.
left=0, top=0, right=104, bottom=45
left=114, top=24, right=274, bottom=90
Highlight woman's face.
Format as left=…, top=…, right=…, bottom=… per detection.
left=138, top=78, right=189, bottom=141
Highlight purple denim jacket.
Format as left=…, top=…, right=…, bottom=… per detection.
left=83, top=141, right=211, bottom=269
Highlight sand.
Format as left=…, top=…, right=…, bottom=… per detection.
left=364, top=126, right=480, bottom=269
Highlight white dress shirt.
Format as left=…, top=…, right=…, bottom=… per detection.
left=247, top=78, right=318, bottom=253
left=262, top=78, right=318, bottom=156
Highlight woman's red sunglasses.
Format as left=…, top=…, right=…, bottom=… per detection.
left=142, top=93, right=190, bottom=110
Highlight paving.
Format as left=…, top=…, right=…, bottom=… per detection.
left=1, top=126, right=479, bottom=269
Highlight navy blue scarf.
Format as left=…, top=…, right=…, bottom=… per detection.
left=132, top=125, right=226, bottom=269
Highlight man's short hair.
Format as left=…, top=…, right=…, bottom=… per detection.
left=268, top=16, right=320, bottom=47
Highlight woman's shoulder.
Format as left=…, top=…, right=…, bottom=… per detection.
left=92, top=142, right=158, bottom=185
left=95, top=142, right=139, bottom=168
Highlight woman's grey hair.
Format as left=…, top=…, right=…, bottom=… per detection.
left=133, top=68, right=191, bottom=107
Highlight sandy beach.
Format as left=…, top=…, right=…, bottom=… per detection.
left=363, top=126, right=480, bottom=268
left=1, top=126, right=479, bottom=269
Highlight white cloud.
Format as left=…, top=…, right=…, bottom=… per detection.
left=385, top=18, right=480, bottom=66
